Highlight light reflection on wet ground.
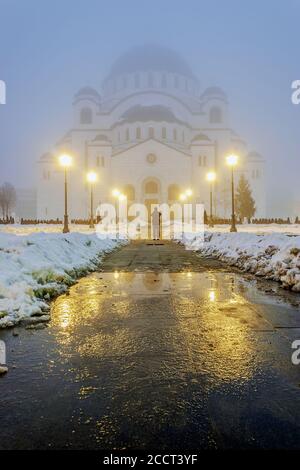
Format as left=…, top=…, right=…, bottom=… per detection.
left=0, top=268, right=300, bottom=449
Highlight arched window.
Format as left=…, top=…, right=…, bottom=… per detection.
left=209, top=106, right=222, bottom=124
left=161, top=74, right=167, bottom=88
left=136, top=127, right=141, bottom=139
left=148, top=72, right=154, bottom=87
left=134, top=73, right=140, bottom=88
left=96, top=155, right=105, bottom=167
left=199, top=155, right=207, bottom=167
left=174, top=75, right=179, bottom=88
left=173, top=128, right=177, bottom=141
left=168, top=184, right=180, bottom=201
left=162, top=127, right=166, bottom=139
left=149, top=127, right=154, bottom=139
left=124, top=184, right=135, bottom=201
left=182, top=130, right=185, bottom=142
left=80, top=107, right=92, bottom=124
left=145, top=181, right=158, bottom=194
left=126, top=128, right=130, bottom=141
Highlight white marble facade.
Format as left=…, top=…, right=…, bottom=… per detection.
left=37, top=45, right=266, bottom=220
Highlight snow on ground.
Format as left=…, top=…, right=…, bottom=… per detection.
left=183, top=231, right=300, bottom=293
left=0, top=231, right=123, bottom=328
left=206, top=224, right=300, bottom=235
left=0, top=224, right=95, bottom=236
left=1, top=223, right=300, bottom=236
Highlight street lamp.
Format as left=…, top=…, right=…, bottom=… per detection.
left=112, top=188, right=120, bottom=198
left=206, top=171, right=216, bottom=228
left=59, top=153, right=73, bottom=233
left=179, top=189, right=193, bottom=227
left=87, top=171, right=97, bottom=228
left=226, top=154, right=239, bottom=232
left=112, top=189, right=126, bottom=225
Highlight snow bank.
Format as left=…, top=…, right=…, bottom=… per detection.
left=0, top=232, right=123, bottom=328
left=183, top=232, right=300, bottom=292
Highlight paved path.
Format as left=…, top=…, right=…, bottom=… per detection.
left=100, top=240, right=224, bottom=272
left=0, top=241, right=300, bottom=450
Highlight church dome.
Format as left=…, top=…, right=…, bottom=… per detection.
left=93, top=134, right=109, bottom=141
left=192, top=133, right=211, bottom=142
left=248, top=151, right=264, bottom=161
left=201, top=86, right=227, bottom=101
left=106, top=45, right=195, bottom=80
left=120, top=105, right=185, bottom=125
left=40, top=152, right=54, bottom=161
left=74, top=87, right=100, bottom=99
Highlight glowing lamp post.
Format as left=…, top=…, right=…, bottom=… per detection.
left=112, top=189, right=120, bottom=223
left=112, top=188, right=120, bottom=198
left=226, top=154, right=239, bottom=232
left=179, top=189, right=193, bottom=227
left=112, top=189, right=126, bottom=226
left=87, top=171, right=98, bottom=229
left=59, top=153, right=73, bottom=233
left=206, top=171, right=216, bottom=228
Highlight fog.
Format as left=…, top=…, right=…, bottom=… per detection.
left=0, top=0, right=299, bottom=216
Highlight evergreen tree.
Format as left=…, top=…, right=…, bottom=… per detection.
left=235, top=174, right=256, bottom=222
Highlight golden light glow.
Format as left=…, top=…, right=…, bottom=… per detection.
left=209, top=290, right=216, bottom=302
left=206, top=171, right=216, bottom=182
left=87, top=171, right=97, bottom=183
left=59, top=153, right=73, bottom=167
left=112, top=189, right=120, bottom=197
left=119, top=194, right=126, bottom=201
left=226, top=154, right=239, bottom=166
left=185, top=189, right=193, bottom=197
left=179, top=193, right=187, bottom=201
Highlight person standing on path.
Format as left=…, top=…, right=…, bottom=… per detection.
left=151, top=207, right=160, bottom=240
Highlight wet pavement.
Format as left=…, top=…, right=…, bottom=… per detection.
left=0, top=241, right=300, bottom=450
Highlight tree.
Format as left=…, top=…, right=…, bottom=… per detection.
left=0, top=182, right=17, bottom=219
left=235, top=174, right=256, bottom=223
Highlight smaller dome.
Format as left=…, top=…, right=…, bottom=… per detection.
left=93, top=134, right=109, bottom=142
left=120, top=105, right=186, bottom=125
left=40, top=152, right=53, bottom=161
left=192, top=133, right=211, bottom=142
left=201, top=86, right=227, bottom=100
left=74, top=87, right=100, bottom=99
left=248, top=151, right=264, bottom=161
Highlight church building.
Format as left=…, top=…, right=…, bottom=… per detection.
left=37, top=45, right=266, bottom=220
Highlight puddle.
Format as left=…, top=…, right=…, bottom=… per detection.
left=0, top=271, right=300, bottom=450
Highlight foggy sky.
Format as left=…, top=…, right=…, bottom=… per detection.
left=0, top=0, right=299, bottom=216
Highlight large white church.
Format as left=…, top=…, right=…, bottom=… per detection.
left=37, top=45, right=266, bottom=220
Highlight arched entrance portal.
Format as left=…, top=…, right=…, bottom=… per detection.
left=142, top=177, right=161, bottom=216
left=142, top=178, right=161, bottom=236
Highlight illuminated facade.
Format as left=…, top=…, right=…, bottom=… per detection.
left=37, top=45, right=266, bottom=220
